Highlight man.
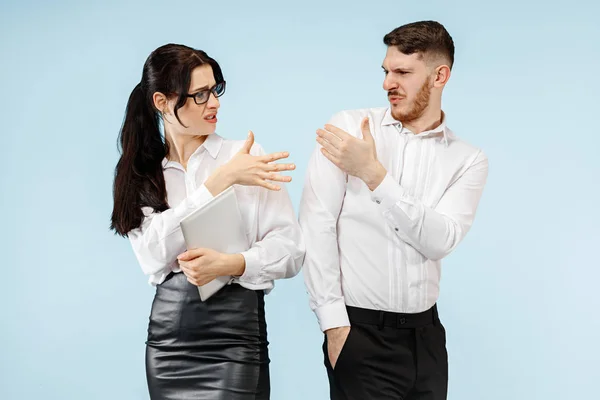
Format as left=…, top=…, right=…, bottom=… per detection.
left=299, top=21, right=488, bottom=400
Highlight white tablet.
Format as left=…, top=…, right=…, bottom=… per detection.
left=180, top=186, right=249, bottom=301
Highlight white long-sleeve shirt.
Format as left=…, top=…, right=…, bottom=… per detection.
left=127, top=133, right=305, bottom=292
left=299, top=107, right=488, bottom=331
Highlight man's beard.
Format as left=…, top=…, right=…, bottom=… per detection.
left=390, top=77, right=432, bottom=124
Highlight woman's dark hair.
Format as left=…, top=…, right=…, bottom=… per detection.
left=110, top=44, right=224, bottom=236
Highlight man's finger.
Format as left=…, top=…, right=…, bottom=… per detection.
left=317, top=129, right=344, bottom=150
left=317, top=137, right=340, bottom=157
left=320, top=148, right=342, bottom=169
left=317, top=129, right=342, bottom=147
left=324, top=124, right=351, bottom=140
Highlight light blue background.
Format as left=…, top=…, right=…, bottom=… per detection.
left=1, top=0, right=598, bottom=399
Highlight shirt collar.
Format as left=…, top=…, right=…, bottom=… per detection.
left=162, top=133, right=224, bottom=169
left=382, top=108, right=451, bottom=147
left=202, top=133, right=224, bottom=159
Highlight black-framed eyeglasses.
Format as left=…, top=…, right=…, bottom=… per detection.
left=186, top=81, right=226, bottom=105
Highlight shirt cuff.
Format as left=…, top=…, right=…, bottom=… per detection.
left=239, top=247, right=262, bottom=285
left=370, top=173, right=404, bottom=211
left=188, top=184, right=214, bottom=208
left=315, top=300, right=351, bottom=332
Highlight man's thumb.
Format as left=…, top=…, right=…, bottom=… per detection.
left=361, top=117, right=373, bottom=142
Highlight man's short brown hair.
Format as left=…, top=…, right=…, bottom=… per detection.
left=383, top=21, right=455, bottom=69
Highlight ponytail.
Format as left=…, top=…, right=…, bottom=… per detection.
left=110, top=83, right=169, bottom=236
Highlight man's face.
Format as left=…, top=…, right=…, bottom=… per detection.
left=382, top=46, right=435, bottom=124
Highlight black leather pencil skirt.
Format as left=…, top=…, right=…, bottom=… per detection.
left=145, top=272, right=270, bottom=399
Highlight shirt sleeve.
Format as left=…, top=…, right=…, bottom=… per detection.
left=237, top=144, right=306, bottom=287
left=370, top=150, right=489, bottom=261
left=298, top=111, right=352, bottom=332
left=127, top=184, right=214, bottom=284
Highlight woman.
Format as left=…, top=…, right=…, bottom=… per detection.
left=110, top=44, right=305, bottom=399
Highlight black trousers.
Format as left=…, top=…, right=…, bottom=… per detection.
left=146, top=272, right=270, bottom=400
left=324, top=305, right=448, bottom=400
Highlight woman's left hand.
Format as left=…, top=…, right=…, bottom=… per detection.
left=177, top=248, right=245, bottom=286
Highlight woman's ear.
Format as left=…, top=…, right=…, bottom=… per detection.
left=152, top=91, right=169, bottom=115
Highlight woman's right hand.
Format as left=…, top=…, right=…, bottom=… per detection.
left=204, top=131, right=295, bottom=195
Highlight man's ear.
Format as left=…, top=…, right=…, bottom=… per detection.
left=433, top=64, right=451, bottom=88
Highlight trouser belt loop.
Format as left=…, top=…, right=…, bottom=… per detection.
left=378, top=311, right=385, bottom=330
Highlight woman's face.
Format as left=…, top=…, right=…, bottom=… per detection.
left=160, top=65, right=222, bottom=137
